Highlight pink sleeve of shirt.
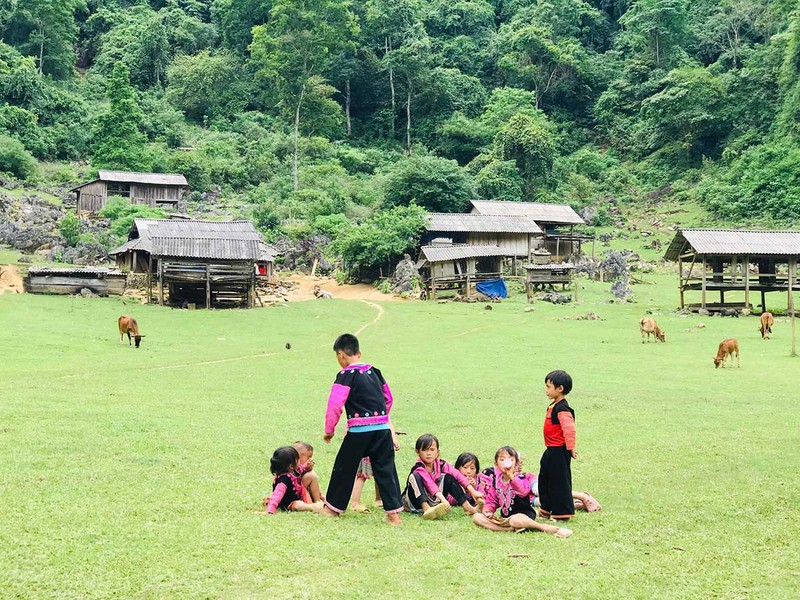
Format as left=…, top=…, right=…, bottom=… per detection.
left=413, top=465, right=440, bottom=496
left=324, top=383, right=350, bottom=435
left=510, top=475, right=532, bottom=497
left=382, top=383, right=394, bottom=413
left=559, top=411, right=576, bottom=450
left=482, top=482, right=498, bottom=514
left=443, top=462, right=470, bottom=489
left=266, top=482, right=287, bottom=514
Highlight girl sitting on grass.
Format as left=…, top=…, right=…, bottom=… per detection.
left=258, top=446, right=324, bottom=515
left=447, top=452, right=487, bottom=510
left=402, top=434, right=484, bottom=520
left=472, top=446, right=572, bottom=537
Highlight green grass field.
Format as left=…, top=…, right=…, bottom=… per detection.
left=1, top=276, right=798, bottom=599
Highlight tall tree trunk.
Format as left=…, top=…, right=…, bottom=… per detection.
left=345, top=78, right=352, bottom=137
left=293, top=82, right=306, bottom=192
left=386, top=37, right=395, bottom=136
left=38, top=25, right=44, bottom=75
left=406, top=77, right=412, bottom=155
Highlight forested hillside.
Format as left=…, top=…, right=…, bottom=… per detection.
left=1, top=0, right=800, bottom=269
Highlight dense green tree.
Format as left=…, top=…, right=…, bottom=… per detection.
left=493, top=113, right=555, bottom=198
left=617, top=0, right=690, bottom=67
left=91, top=63, right=151, bottom=170
left=383, top=154, right=475, bottom=212
left=329, top=203, right=427, bottom=271
left=167, top=50, right=251, bottom=122
left=0, top=133, right=37, bottom=178
left=250, top=0, right=357, bottom=191
left=2, top=0, right=86, bottom=78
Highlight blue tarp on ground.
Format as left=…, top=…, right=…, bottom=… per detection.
left=475, top=278, right=508, bottom=299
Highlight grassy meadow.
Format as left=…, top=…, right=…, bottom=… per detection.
left=1, top=274, right=799, bottom=599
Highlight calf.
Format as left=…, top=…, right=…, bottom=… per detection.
left=639, top=317, right=666, bottom=343
left=118, top=315, right=145, bottom=348
left=759, top=312, right=774, bottom=339
left=713, top=338, right=739, bottom=368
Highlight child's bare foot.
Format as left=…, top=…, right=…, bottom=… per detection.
left=423, top=502, right=449, bottom=520
left=322, top=506, right=339, bottom=518
left=311, top=501, right=325, bottom=514
left=350, top=503, right=370, bottom=513
left=386, top=513, right=402, bottom=526
left=554, top=527, right=573, bottom=538
left=463, top=504, right=477, bottom=516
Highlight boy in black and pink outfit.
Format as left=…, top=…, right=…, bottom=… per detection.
left=538, top=370, right=577, bottom=521
left=322, top=333, right=403, bottom=525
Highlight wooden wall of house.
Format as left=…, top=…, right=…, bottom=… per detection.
left=543, top=238, right=578, bottom=261
left=24, top=274, right=126, bottom=295
left=466, top=233, right=539, bottom=256
left=130, top=184, right=188, bottom=206
left=76, top=181, right=107, bottom=212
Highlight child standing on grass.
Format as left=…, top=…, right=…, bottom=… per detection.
left=350, top=420, right=400, bottom=513
left=322, top=333, right=404, bottom=525
left=538, top=370, right=577, bottom=521
left=403, top=434, right=484, bottom=519
left=258, top=446, right=324, bottom=514
left=472, top=446, right=571, bottom=537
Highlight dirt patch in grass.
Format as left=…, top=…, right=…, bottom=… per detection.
left=0, top=264, right=23, bottom=295
left=284, top=274, right=408, bottom=302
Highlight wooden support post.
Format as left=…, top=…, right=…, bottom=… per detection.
left=761, top=290, right=767, bottom=312
left=573, top=272, right=578, bottom=303
left=526, top=278, right=532, bottom=304
left=512, top=256, right=517, bottom=277
left=790, top=258, right=797, bottom=356
left=158, top=260, right=164, bottom=306
left=205, top=264, right=211, bottom=309
left=678, top=255, right=684, bottom=309
left=701, top=255, right=707, bottom=309
left=744, top=255, right=750, bottom=310
left=147, top=255, right=152, bottom=304
left=556, top=238, right=560, bottom=262
left=720, top=290, right=725, bottom=304
left=527, top=234, right=533, bottom=263
left=431, top=273, right=437, bottom=300
left=249, top=267, right=255, bottom=308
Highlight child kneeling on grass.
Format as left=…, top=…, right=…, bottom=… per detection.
left=258, top=446, right=324, bottom=514
left=402, top=434, right=484, bottom=520
left=472, top=446, right=571, bottom=538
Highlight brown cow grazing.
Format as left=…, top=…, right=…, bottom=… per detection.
left=713, top=338, right=739, bottom=368
left=639, top=317, right=666, bottom=343
left=759, top=312, right=774, bottom=339
left=118, top=315, right=145, bottom=348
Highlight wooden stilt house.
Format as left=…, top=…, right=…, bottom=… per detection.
left=110, top=219, right=266, bottom=308
left=468, top=200, right=589, bottom=261
left=417, top=244, right=505, bottom=299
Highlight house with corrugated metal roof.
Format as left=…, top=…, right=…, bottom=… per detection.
left=110, top=219, right=273, bottom=308
left=70, top=170, right=190, bottom=213
left=424, top=213, right=543, bottom=259
left=468, top=200, right=589, bottom=262
left=665, top=229, right=800, bottom=316
left=416, top=243, right=506, bottom=299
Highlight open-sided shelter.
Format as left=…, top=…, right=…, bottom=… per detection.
left=71, top=171, right=189, bottom=213
left=469, top=200, right=589, bottom=261
left=110, top=219, right=265, bottom=308
left=664, top=229, right=800, bottom=314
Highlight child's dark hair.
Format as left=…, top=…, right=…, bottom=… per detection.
left=455, top=452, right=480, bottom=472
left=494, top=446, right=519, bottom=463
left=293, top=441, right=314, bottom=453
left=270, top=446, right=299, bottom=475
left=333, top=333, right=359, bottom=356
left=545, top=369, right=573, bottom=395
left=415, top=433, right=439, bottom=452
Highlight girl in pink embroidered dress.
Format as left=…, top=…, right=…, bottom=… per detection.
left=258, top=446, right=323, bottom=515
left=472, top=446, right=571, bottom=537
